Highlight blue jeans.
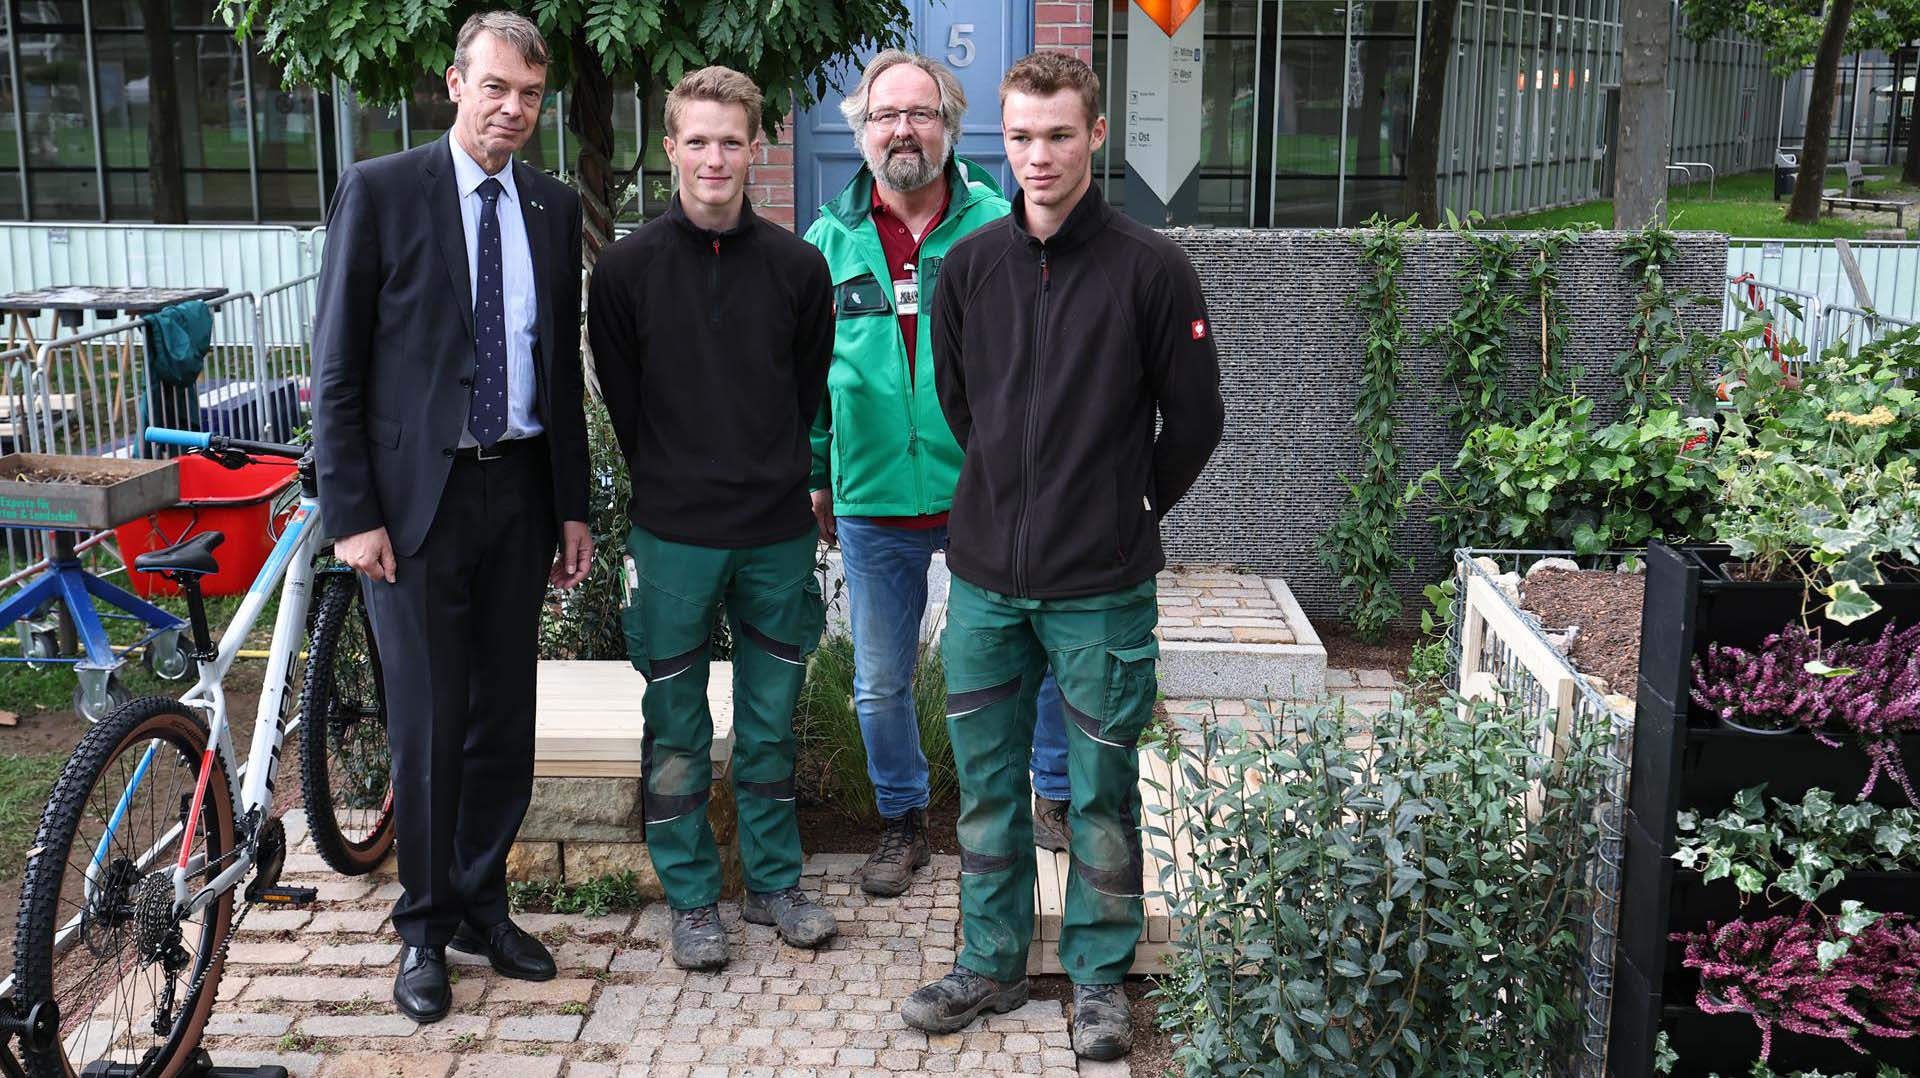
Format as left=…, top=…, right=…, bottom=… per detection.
left=837, top=516, right=1070, bottom=817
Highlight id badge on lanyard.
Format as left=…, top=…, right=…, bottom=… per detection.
left=894, top=263, right=920, bottom=316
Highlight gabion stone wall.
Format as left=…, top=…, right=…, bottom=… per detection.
left=1160, top=228, right=1729, bottom=625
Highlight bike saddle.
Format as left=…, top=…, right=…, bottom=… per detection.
left=134, top=531, right=226, bottom=577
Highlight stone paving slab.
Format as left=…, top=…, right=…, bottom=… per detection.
left=209, top=668, right=1408, bottom=1078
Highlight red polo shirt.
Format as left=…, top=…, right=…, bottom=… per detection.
left=869, top=181, right=950, bottom=530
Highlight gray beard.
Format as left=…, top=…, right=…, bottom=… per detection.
left=869, top=138, right=948, bottom=193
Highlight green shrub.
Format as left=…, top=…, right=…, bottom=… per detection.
left=793, top=632, right=955, bottom=826
left=1152, top=691, right=1617, bottom=1076
left=539, top=393, right=631, bottom=661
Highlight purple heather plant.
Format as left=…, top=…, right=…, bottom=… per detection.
left=1691, top=625, right=1831, bottom=733
left=1673, top=909, right=1920, bottom=1060
left=1692, top=621, right=1920, bottom=802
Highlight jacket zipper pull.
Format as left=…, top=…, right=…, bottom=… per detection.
left=907, top=429, right=918, bottom=455
left=1040, top=249, right=1049, bottom=289
left=712, top=238, right=720, bottom=256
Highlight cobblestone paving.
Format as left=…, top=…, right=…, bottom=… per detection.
left=203, top=673, right=1397, bottom=1078
left=1154, top=569, right=1297, bottom=645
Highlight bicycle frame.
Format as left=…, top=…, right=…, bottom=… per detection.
left=77, top=478, right=327, bottom=920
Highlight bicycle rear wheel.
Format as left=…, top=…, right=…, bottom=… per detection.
left=298, top=570, right=395, bottom=876
left=11, top=697, right=235, bottom=1078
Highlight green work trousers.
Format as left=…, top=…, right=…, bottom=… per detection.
left=942, top=575, right=1159, bottom=985
left=621, top=524, right=824, bottom=909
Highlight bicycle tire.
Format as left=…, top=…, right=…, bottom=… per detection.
left=298, top=570, right=396, bottom=876
left=12, top=697, right=235, bottom=1078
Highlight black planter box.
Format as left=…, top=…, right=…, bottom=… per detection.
left=1660, top=1004, right=1920, bottom=1076
left=1682, top=729, right=1920, bottom=810
left=1610, top=542, right=1920, bottom=1078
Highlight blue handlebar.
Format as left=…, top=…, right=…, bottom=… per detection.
left=144, top=427, right=212, bottom=449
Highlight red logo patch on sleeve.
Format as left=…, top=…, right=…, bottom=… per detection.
left=1191, top=319, right=1208, bottom=340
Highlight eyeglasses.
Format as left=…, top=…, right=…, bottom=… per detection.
left=864, top=108, right=943, bottom=129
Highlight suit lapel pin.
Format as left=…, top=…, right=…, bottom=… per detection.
left=529, top=199, right=543, bottom=211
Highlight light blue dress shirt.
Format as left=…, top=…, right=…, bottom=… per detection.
left=450, top=141, right=542, bottom=444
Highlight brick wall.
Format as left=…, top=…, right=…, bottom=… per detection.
left=750, top=118, right=798, bottom=231
left=1036, top=2, right=1094, bottom=61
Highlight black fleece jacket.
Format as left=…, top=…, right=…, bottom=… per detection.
left=589, top=195, right=834, bottom=548
left=931, top=183, right=1225, bottom=599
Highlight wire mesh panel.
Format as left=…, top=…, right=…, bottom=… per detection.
left=1449, top=548, right=1636, bottom=1078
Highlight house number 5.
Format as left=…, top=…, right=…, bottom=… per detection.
left=947, top=23, right=976, bottom=68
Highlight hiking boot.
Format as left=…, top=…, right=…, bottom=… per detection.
left=669, top=905, right=728, bottom=971
left=861, top=809, right=931, bottom=896
left=1033, top=796, right=1072, bottom=853
left=1071, top=982, right=1133, bottom=1061
left=741, top=886, right=838, bottom=948
left=901, top=966, right=1030, bottom=1034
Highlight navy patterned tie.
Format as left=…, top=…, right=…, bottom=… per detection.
left=470, top=177, right=509, bottom=448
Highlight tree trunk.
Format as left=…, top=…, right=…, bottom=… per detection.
left=1786, top=0, right=1857, bottom=224
left=1403, top=0, right=1459, bottom=226
left=1614, top=0, right=1674, bottom=229
left=141, top=0, right=186, bottom=222
left=567, top=33, right=618, bottom=268
left=1353, top=4, right=1394, bottom=179
left=1902, top=73, right=1920, bottom=186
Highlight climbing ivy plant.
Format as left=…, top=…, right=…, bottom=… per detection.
left=1615, top=223, right=1713, bottom=414
left=1525, top=227, right=1584, bottom=403
left=1426, top=212, right=1526, bottom=436
left=1319, top=215, right=1413, bottom=644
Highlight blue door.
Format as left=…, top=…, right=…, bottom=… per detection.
left=792, top=3, right=1032, bottom=233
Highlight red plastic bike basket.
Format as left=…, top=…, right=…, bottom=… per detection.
left=114, top=455, right=300, bottom=598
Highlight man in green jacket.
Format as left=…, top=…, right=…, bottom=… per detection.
left=804, top=50, right=1076, bottom=898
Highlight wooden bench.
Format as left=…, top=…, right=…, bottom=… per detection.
left=1822, top=160, right=1870, bottom=198
left=1028, top=744, right=1195, bottom=975
left=1821, top=194, right=1912, bottom=229
left=534, top=659, right=734, bottom=777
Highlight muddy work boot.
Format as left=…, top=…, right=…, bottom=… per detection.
left=901, top=966, right=1030, bottom=1034
left=669, top=904, right=729, bottom=971
left=1071, top=982, right=1133, bottom=1061
left=1033, top=796, right=1072, bottom=853
left=861, top=808, right=932, bottom=897
left=741, top=886, right=838, bottom=948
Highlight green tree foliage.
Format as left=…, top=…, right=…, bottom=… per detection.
left=222, top=0, right=910, bottom=255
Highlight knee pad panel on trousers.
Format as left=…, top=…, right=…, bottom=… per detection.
left=649, top=640, right=708, bottom=683
left=736, top=775, right=796, bottom=802
left=641, top=729, right=712, bottom=826
left=737, top=618, right=804, bottom=666
left=947, top=675, right=1021, bottom=718
left=1072, top=813, right=1144, bottom=899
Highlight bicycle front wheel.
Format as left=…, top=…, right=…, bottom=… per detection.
left=12, top=697, right=235, bottom=1078
left=298, top=570, right=396, bottom=875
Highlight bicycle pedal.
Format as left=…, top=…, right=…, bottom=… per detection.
left=246, top=884, right=317, bottom=907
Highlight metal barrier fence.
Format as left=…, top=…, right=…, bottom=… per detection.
left=1449, top=548, right=1634, bottom=1078
left=1816, top=303, right=1920, bottom=358
left=1726, top=238, right=1920, bottom=324
left=2, top=280, right=317, bottom=580
left=0, top=224, right=314, bottom=342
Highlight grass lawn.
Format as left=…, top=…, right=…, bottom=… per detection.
left=0, top=751, right=65, bottom=866
left=1487, top=167, right=1920, bottom=238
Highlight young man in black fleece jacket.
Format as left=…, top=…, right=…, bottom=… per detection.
left=900, top=52, right=1224, bottom=1061
left=586, top=66, right=837, bottom=973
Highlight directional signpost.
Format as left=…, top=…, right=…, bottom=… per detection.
left=1124, top=0, right=1204, bottom=223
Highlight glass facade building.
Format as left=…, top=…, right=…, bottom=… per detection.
left=0, top=0, right=1904, bottom=225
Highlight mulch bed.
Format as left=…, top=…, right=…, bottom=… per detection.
left=1319, top=624, right=1418, bottom=674
left=1519, top=568, right=1645, bottom=695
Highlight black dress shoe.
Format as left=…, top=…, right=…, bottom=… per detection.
left=393, top=944, right=451, bottom=1023
left=449, top=917, right=557, bottom=981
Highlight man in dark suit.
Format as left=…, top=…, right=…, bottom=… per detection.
left=310, top=10, right=591, bottom=1024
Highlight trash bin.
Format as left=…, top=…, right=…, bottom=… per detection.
left=1774, top=150, right=1798, bottom=200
